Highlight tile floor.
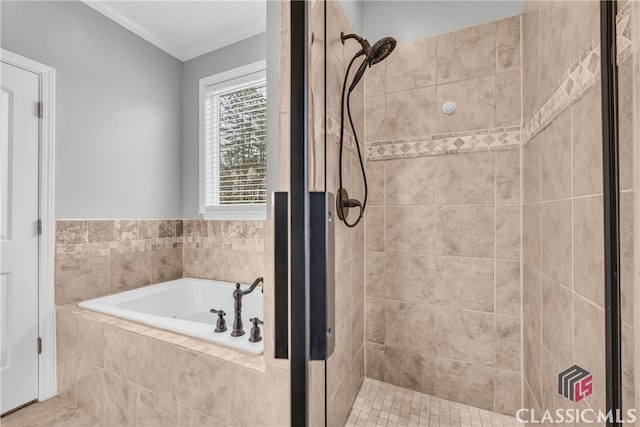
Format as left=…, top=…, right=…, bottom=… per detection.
left=345, top=378, right=524, bottom=427
left=1, top=397, right=97, bottom=427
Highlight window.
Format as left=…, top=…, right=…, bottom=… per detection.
left=199, top=61, right=267, bottom=220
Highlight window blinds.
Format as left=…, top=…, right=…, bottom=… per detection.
left=204, top=75, right=267, bottom=207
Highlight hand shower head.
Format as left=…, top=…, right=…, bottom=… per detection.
left=342, top=32, right=397, bottom=91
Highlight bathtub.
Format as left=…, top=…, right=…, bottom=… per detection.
left=79, top=278, right=264, bottom=354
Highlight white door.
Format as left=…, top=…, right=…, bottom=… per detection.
left=0, top=62, right=40, bottom=414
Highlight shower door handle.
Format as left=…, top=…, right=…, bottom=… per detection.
left=273, top=192, right=289, bottom=359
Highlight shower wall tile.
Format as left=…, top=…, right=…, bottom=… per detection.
left=365, top=342, right=385, bottom=381
left=384, top=205, right=436, bottom=254
left=386, top=37, right=437, bottom=93
left=435, top=76, right=496, bottom=133
left=495, top=260, right=521, bottom=316
left=540, top=199, right=572, bottom=287
left=494, top=370, right=522, bottom=415
left=434, top=308, right=495, bottom=367
left=435, top=205, right=494, bottom=258
left=496, top=150, right=521, bottom=204
left=572, top=195, right=604, bottom=307
left=434, top=358, right=495, bottom=411
left=497, top=16, right=521, bottom=74
left=383, top=300, right=435, bottom=354
left=496, top=71, right=522, bottom=127
left=436, top=21, right=497, bottom=84
left=496, top=205, right=520, bottom=260
left=436, top=151, right=495, bottom=205
left=384, top=253, right=435, bottom=304
left=572, top=84, right=603, bottom=197
left=365, top=207, right=385, bottom=252
left=384, top=157, right=436, bottom=205
left=383, top=346, right=436, bottom=395
left=385, top=86, right=438, bottom=139
left=433, top=256, right=494, bottom=312
left=539, top=110, right=572, bottom=201
left=522, top=2, right=540, bottom=121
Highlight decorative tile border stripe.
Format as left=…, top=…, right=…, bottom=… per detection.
left=523, top=3, right=634, bottom=145
left=617, top=1, right=633, bottom=65
left=55, top=237, right=183, bottom=260
left=365, top=127, right=521, bottom=161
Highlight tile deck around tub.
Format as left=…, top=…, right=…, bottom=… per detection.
left=346, top=378, right=524, bottom=427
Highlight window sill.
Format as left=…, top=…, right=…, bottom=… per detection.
left=200, top=208, right=267, bottom=221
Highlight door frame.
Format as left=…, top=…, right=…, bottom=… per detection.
left=1, top=49, right=56, bottom=402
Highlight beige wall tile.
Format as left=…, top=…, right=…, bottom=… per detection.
left=522, top=265, right=542, bottom=340
left=541, top=276, right=573, bottom=367
left=138, top=220, right=160, bottom=239
left=523, top=326, right=542, bottom=405
left=434, top=307, right=494, bottom=366
left=151, top=248, right=183, bottom=284
left=335, top=260, right=352, bottom=325
left=574, top=295, right=606, bottom=414
left=618, top=59, right=634, bottom=191
left=496, top=260, right=520, bottom=316
left=435, top=76, right=496, bottom=133
left=539, top=0, right=574, bottom=98
left=384, top=253, right=436, bottom=303
left=384, top=300, right=435, bottom=354
left=115, top=220, right=138, bottom=241
left=55, top=256, right=109, bottom=305
left=386, top=86, right=438, bottom=139
left=522, top=203, right=541, bottom=269
left=178, top=406, right=226, bottom=427
left=57, top=220, right=88, bottom=244
left=522, top=3, right=540, bottom=120
left=228, top=366, right=290, bottom=426
left=365, top=95, right=386, bottom=142
left=177, top=351, right=229, bottom=422
left=540, top=199, right=572, bottom=287
left=494, top=370, right=521, bottom=416
left=569, top=0, right=599, bottom=59
left=495, top=315, right=521, bottom=372
left=496, top=205, right=521, bottom=260
left=620, top=192, right=634, bottom=325
left=496, top=150, right=521, bottom=204
left=385, top=206, right=436, bottom=254
left=573, top=195, right=604, bottom=307
left=351, top=252, right=365, bottom=305
left=523, top=137, right=541, bottom=203
left=56, top=310, right=76, bottom=358
left=436, top=205, right=494, bottom=258
left=540, top=110, right=571, bottom=201
left=137, top=388, right=179, bottom=427
left=327, top=368, right=353, bottom=427
left=110, top=252, right=151, bottom=293
left=76, top=317, right=104, bottom=367
left=365, top=251, right=385, bottom=298
left=497, top=16, right=521, bottom=73
left=365, top=206, right=384, bottom=251
left=366, top=161, right=385, bottom=206
left=572, top=85, right=603, bottom=196
left=385, top=157, right=436, bottom=205
left=76, top=360, right=105, bottom=421
left=621, top=324, right=635, bottom=410
left=384, top=346, right=435, bottom=394
left=541, top=348, right=572, bottom=412
left=57, top=354, right=77, bottom=404
left=88, top=220, right=114, bottom=243
left=159, top=220, right=176, bottom=238
left=352, top=298, right=364, bottom=359
left=434, top=256, right=494, bottom=312
left=103, top=371, right=137, bottom=427
left=436, top=152, right=495, bottom=205
left=497, top=71, right=522, bottom=127
left=104, top=324, right=138, bottom=382
left=437, top=21, right=497, bottom=84
left=365, top=60, right=386, bottom=97
left=327, top=318, right=352, bottom=398
left=365, top=342, right=385, bottom=381
left=365, top=297, right=385, bottom=344
left=137, top=336, right=180, bottom=401
left=435, top=358, right=494, bottom=410
left=386, top=37, right=437, bottom=93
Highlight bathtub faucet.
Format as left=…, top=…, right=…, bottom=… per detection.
left=231, top=277, right=264, bottom=337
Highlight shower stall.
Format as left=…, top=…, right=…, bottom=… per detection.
left=276, top=0, right=638, bottom=426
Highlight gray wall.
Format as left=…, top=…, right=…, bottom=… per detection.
left=1, top=1, right=184, bottom=219
left=362, top=1, right=524, bottom=45
left=181, top=33, right=267, bottom=218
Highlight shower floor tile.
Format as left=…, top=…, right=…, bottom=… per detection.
left=1, top=397, right=98, bottom=427
left=345, top=378, right=524, bottom=427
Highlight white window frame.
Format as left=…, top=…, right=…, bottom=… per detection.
left=199, top=60, right=267, bottom=220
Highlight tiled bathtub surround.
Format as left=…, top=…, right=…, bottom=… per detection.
left=55, top=219, right=264, bottom=306
left=56, top=304, right=288, bottom=426
left=55, top=220, right=183, bottom=305
left=364, top=149, right=522, bottom=415
left=521, top=0, right=636, bottom=419
left=364, top=16, right=521, bottom=161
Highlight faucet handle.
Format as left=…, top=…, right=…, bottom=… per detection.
left=249, top=318, right=263, bottom=343
left=210, top=309, right=227, bottom=333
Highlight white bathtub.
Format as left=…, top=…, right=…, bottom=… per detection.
left=79, top=278, right=264, bottom=354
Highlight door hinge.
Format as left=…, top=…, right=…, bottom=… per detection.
left=37, top=102, right=43, bottom=118
left=36, top=219, right=42, bottom=235
left=37, top=337, right=42, bottom=354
